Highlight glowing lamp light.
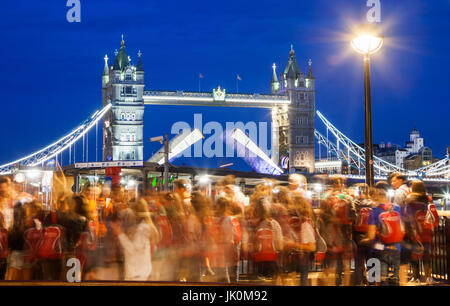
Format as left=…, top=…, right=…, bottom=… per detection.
left=445, top=193, right=450, bottom=200
left=127, top=180, right=136, bottom=188
left=198, top=175, right=210, bottom=185
left=14, top=173, right=25, bottom=183
left=351, top=24, right=384, bottom=55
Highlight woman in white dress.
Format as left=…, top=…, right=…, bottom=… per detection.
left=111, top=198, right=159, bottom=281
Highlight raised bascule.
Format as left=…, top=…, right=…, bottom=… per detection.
left=0, top=37, right=449, bottom=181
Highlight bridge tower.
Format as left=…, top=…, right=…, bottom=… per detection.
left=102, top=36, right=145, bottom=161
left=272, top=45, right=315, bottom=173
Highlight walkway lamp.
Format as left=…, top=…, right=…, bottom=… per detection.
left=351, top=24, right=383, bottom=187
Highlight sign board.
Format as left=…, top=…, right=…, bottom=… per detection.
left=75, top=161, right=143, bottom=169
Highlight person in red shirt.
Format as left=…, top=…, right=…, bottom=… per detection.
left=405, top=180, right=439, bottom=285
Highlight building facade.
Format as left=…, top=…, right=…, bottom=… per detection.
left=271, top=46, right=315, bottom=173
left=102, top=37, right=145, bottom=161
left=377, top=127, right=436, bottom=170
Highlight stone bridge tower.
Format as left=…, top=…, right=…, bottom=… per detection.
left=102, top=36, right=145, bottom=161
left=271, top=45, right=315, bottom=173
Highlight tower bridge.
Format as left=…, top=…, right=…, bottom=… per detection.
left=0, top=37, right=449, bottom=184
left=101, top=38, right=316, bottom=173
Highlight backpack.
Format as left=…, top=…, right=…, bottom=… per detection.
left=253, top=228, right=278, bottom=262
left=415, top=203, right=439, bottom=243
left=155, top=215, right=173, bottom=248
left=313, top=225, right=327, bottom=265
left=378, top=203, right=405, bottom=245
left=328, top=192, right=352, bottom=225
left=354, top=207, right=372, bottom=233
left=36, top=226, right=64, bottom=260
left=23, top=227, right=44, bottom=263
left=203, top=217, right=226, bottom=268
left=0, top=228, right=9, bottom=259
left=76, top=220, right=98, bottom=253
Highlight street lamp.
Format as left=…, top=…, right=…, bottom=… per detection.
left=351, top=24, right=384, bottom=187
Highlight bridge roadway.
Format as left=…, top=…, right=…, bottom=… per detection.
left=143, top=90, right=290, bottom=108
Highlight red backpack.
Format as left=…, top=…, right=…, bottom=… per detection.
left=415, top=203, right=440, bottom=243
left=203, top=217, right=225, bottom=268
left=76, top=220, right=98, bottom=253
left=23, top=228, right=44, bottom=263
left=378, top=204, right=405, bottom=245
left=155, top=215, right=173, bottom=249
left=327, top=192, right=352, bottom=225
left=36, top=226, right=64, bottom=260
left=253, top=227, right=278, bottom=263
left=229, top=216, right=242, bottom=245
left=354, top=207, right=372, bottom=233
left=0, top=228, right=9, bottom=259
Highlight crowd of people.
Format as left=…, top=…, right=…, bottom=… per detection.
left=0, top=171, right=442, bottom=285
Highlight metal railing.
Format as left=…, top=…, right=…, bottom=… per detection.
left=238, top=217, right=450, bottom=285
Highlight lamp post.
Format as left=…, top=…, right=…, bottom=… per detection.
left=351, top=24, right=383, bottom=187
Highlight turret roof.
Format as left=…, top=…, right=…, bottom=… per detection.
left=136, top=50, right=144, bottom=72
left=284, top=45, right=304, bottom=79
left=114, top=35, right=130, bottom=71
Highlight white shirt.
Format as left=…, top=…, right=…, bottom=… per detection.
left=118, top=222, right=152, bottom=281
left=1, top=206, right=13, bottom=231
left=300, top=221, right=316, bottom=245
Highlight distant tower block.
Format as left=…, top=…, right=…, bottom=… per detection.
left=102, top=35, right=145, bottom=161
left=272, top=46, right=315, bottom=173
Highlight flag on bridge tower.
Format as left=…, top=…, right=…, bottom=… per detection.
left=236, top=74, right=242, bottom=93
left=198, top=73, right=204, bottom=92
